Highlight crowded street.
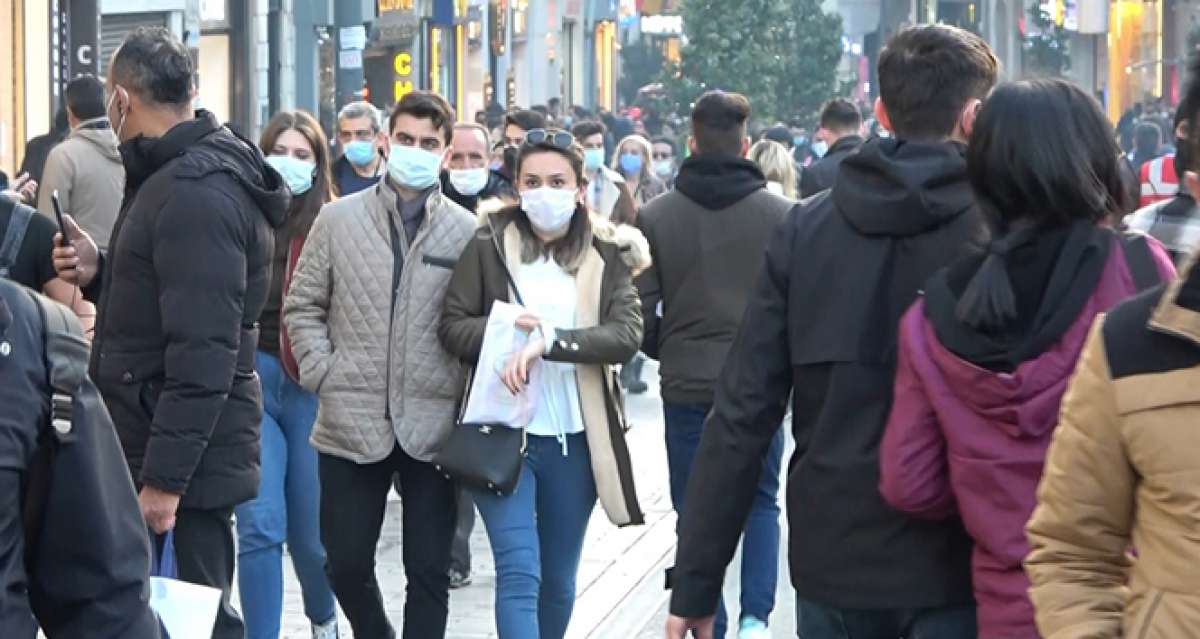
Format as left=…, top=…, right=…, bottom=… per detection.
left=7, top=1, right=1200, bottom=639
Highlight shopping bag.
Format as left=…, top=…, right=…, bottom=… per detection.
left=460, top=300, right=543, bottom=428
left=148, top=531, right=221, bottom=639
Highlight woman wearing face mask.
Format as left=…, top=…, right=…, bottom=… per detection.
left=613, top=134, right=667, bottom=206
left=236, top=110, right=340, bottom=639
left=439, top=130, right=651, bottom=639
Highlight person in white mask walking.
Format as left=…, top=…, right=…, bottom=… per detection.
left=440, top=129, right=651, bottom=639
left=284, top=90, right=476, bottom=639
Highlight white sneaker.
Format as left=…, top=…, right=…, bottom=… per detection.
left=312, top=617, right=339, bottom=639
left=738, top=616, right=770, bottom=639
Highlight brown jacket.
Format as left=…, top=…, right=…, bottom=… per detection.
left=439, top=204, right=650, bottom=526
left=1025, top=261, right=1200, bottom=638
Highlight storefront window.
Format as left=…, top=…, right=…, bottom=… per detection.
left=1, top=1, right=24, bottom=179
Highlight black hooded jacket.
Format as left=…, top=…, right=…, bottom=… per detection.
left=670, top=138, right=984, bottom=617
left=84, top=111, right=289, bottom=510
left=636, top=155, right=793, bottom=403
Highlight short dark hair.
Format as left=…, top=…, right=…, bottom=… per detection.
left=691, top=90, right=751, bottom=157
left=505, top=109, right=547, bottom=133
left=819, top=99, right=862, bottom=134
left=110, top=27, right=194, bottom=107
left=65, top=74, right=107, bottom=121
left=1178, top=54, right=1200, bottom=173
left=531, top=104, right=549, bottom=116
left=651, top=136, right=676, bottom=155
left=761, top=125, right=793, bottom=149
left=571, top=121, right=606, bottom=141
left=959, top=79, right=1129, bottom=330
left=877, top=24, right=998, bottom=141
left=389, top=90, right=455, bottom=145
left=1134, top=121, right=1163, bottom=153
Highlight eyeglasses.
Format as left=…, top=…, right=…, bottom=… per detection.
left=524, top=129, right=575, bottom=149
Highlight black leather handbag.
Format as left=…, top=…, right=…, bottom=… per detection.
left=432, top=217, right=529, bottom=496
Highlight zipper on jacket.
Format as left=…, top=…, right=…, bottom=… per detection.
left=384, top=212, right=403, bottom=420
left=393, top=210, right=435, bottom=426
left=383, top=194, right=437, bottom=423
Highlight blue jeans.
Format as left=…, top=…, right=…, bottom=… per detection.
left=234, top=352, right=336, bottom=639
left=472, top=433, right=597, bottom=639
left=665, top=402, right=784, bottom=637
left=796, top=596, right=977, bottom=638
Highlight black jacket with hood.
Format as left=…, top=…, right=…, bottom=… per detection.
left=636, top=155, right=794, bottom=404
left=799, top=134, right=864, bottom=198
left=670, top=138, right=983, bottom=617
left=84, top=110, right=289, bottom=511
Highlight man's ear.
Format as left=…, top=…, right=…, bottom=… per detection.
left=873, top=98, right=893, bottom=134
left=741, top=137, right=751, bottom=158
left=959, top=98, right=983, bottom=140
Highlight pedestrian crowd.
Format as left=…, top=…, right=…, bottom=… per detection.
left=5, top=20, right=1200, bottom=639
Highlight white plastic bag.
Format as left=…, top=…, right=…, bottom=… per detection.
left=148, top=576, right=221, bottom=639
left=462, top=301, right=543, bottom=428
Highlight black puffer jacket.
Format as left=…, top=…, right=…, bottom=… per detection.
left=84, top=111, right=289, bottom=510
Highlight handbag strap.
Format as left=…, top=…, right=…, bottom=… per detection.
left=485, top=215, right=525, bottom=306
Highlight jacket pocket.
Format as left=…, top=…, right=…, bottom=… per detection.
left=423, top=254, right=458, bottom=269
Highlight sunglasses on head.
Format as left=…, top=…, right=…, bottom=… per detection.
left=524, top=129, right=575, bottom=149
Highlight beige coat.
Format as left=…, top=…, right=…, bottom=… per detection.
left=439, top=204, right=650, bottom=526
left=37, top=118, right=123, bottom=251
left=1025, top=263, right=1200, bottom=638
left=284, top=180, right=476, bottom=463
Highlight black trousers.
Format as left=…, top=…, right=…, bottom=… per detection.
left=169, top=507, right=243, bottom=639
left=450, top=485, right=475, bottom=574
left=319, top=445, right=457, bottom=639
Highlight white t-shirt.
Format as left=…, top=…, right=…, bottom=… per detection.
left=516, top=255, right=585, bottom=439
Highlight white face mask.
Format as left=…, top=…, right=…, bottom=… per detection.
left=106, top=88, right=128, bottom=141
left=448, top=167, right=489, bottom=196
left=521, top=187, right=578, bottom=233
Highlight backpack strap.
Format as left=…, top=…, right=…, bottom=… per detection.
left=1121, top=232, right=1162, bottom=292
left=21, top=290, right=84, bottom=571
left=0, top=199, right=33, bottom=279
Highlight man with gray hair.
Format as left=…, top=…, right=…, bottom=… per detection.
left=334, top=100, right=387, bottom=195
left=439, top=122, right=514, bottom=215
left=53, top=26, right=289, bottom=638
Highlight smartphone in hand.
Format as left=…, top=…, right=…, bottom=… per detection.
left=50, top=190, right=70, bottom=247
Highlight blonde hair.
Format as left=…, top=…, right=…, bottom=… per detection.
left=612, top=134, right=654, bottom=180
left=748, top=140, right=797, bottom=200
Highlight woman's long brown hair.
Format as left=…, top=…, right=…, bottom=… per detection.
left=259, top=110, right=337, bottom=239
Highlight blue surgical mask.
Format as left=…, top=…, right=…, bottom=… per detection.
left=387, top=144, right=444, bottom=190
left=619, top=152, right=643, bottom=175
left=810, top=140, right=829, bottom=159
left=344, top=140, right=377, bottom=167
left=584, top=148, right=606, bottom=171
left=793, top=135, right=805, bottom=148
left=265, top=154, right=316, bottom=196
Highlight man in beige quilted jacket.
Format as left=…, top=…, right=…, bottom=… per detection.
left=284, top=91, right=476, bottom=639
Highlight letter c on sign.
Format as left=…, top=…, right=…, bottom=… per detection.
left=394, top=52, right=412, bottom=77
left=76, top=45, right=93, bottom=65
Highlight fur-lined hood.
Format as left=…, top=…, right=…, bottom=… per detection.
left=474, top=197, right=651, bottom=277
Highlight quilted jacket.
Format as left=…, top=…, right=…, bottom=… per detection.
left=284, top=179, right=476, bottom=463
